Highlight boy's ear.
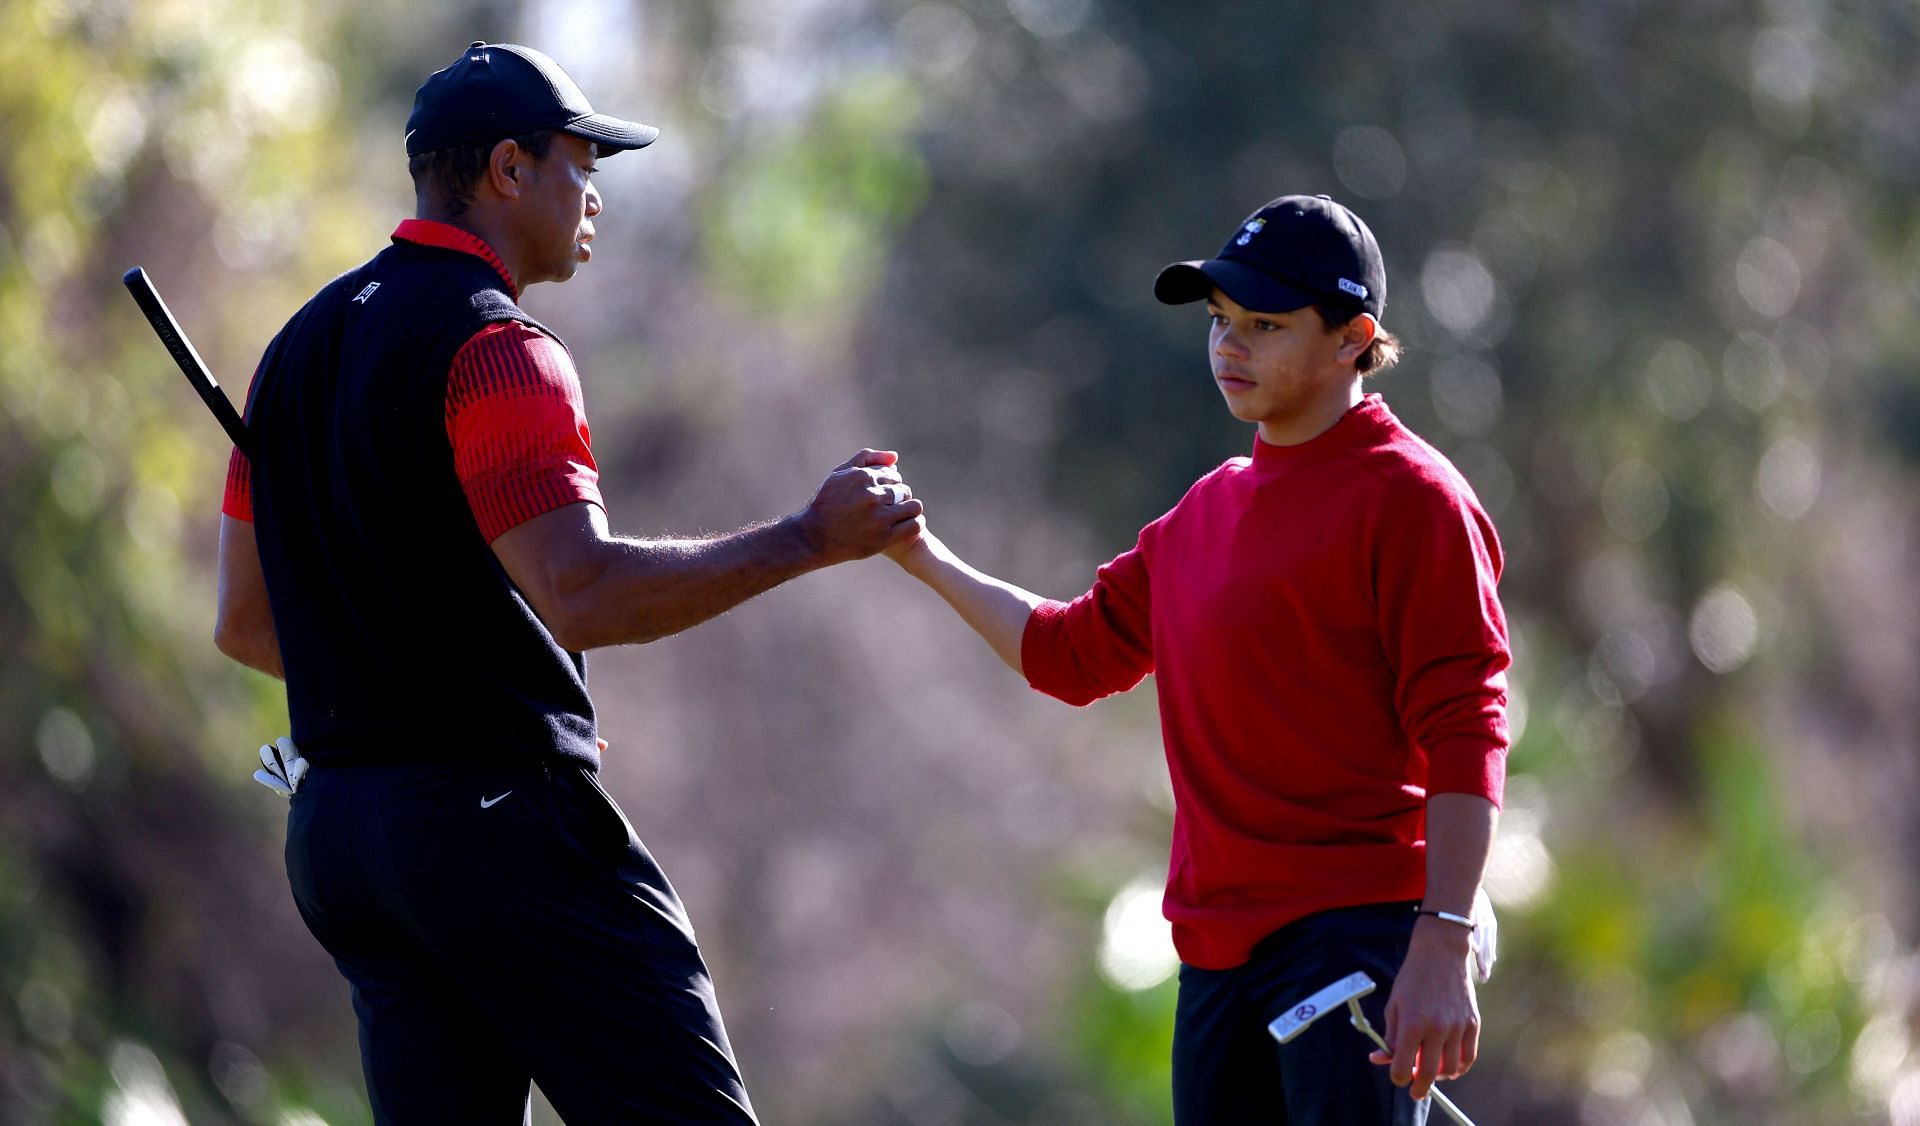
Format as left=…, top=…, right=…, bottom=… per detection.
left=1336, top=313, right=1378, bottom=365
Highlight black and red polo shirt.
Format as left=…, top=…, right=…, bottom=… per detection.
left=226, top=220, right=604, bottom=768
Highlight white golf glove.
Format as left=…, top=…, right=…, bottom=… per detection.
left=1471, top=886, right=1498, bottom=984
left=253, top=735, right=309, bottom=798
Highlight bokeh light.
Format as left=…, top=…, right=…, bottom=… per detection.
left=1757, top=435, right=1822, bottom=521
left=1421, top=245, right=1498, bottom=338
left=1689, top=584, right=1761, bottom=674
left=1332, top=125, right=1408, bottom=200
left=1098, top=877, right=1178, bottom=993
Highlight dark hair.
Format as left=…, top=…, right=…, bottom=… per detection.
left=408, top=129, right=557, bottom=219
left=1314, top=302, right=1403, bottom=375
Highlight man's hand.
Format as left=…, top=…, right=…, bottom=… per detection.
left=795, top=449, right=924, bottom=566
left=1369, top=918, right=1480, bottom=1100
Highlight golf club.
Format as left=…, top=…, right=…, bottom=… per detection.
left=122, top=266, right=304, bottom=797
left=1268, top=971, right=1476, bottom=1126
left=122, top=266, right=252, bottom=457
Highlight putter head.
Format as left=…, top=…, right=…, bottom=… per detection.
left=1268, top=971, right=1378, bottom=1044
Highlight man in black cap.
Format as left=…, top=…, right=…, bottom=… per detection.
left=882, top=195, right=1510, bottom=1123
left=213, top=42, right=920, bottom=1123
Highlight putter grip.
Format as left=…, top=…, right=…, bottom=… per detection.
left=122, top=266, right=253, bottom=458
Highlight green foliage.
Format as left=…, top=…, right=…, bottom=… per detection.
left=1066, top=973, right=1176, bottom=1125
left=0, top=0, right=386, bottom=1119
left=700, top=72, right=928, bottom=327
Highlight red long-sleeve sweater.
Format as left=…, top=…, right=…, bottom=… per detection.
left=1021, top=395, right=1511, bottom=970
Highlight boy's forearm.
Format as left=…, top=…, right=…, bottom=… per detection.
left=1384, top=790, right=1499, bottom=1096
left=899, top=532, right=1044, bottom=675
left=1400, top=791, right=1498, bottom=1007
left=1421, top=792, right=1498, bottom=917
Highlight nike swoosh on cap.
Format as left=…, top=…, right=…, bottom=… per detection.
left=480, top=791, right=513, bottom=809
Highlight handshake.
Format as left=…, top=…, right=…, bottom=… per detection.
left=787, top=448, right=928, bottom=568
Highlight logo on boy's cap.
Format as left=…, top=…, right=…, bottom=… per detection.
left=1235, top=218, right=1267, bottom=246
left=1338, top=278, right=1369, bottom=299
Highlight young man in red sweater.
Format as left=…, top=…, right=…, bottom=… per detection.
left=887, top=195, right=1510, bottom=1123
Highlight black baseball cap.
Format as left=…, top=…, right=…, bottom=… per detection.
left=405, top=42, right=659, bottom=157
left=1154, top=194, right=1386, bottom=318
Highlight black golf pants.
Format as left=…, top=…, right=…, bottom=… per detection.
left=1172, top=901, right=1430, bottom=1125
left=286, top=759, right=756, bottom=1124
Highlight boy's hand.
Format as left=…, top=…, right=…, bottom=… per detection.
left=881, top=518, right=929, bottom=565
left=1369, top=918, right=1480, bottom=1100
left=882, top=476, right=932, bottom=569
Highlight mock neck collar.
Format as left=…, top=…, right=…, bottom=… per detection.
left=391, top=218, right=517, bottom=297
left=1250, top=394, right=1393, bottom=471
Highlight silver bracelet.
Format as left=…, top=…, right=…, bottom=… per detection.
left=1414, top=908, right=1476, bottom=931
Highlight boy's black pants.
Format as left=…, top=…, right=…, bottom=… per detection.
left=1173, top=901, right=1432, bottom=1125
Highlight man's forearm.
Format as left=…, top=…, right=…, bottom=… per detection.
left=558, top=516, right=822, bottom=650
left=898, top=531, right=1043, bottom=674
left=215, top=514, right=285, bottom=679
left=495, top=452, right=921, bottom=652
left=219, top=632, right=286, bottom=680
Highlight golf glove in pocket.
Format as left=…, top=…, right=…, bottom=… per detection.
left=254, top=735, right=309, bottom=798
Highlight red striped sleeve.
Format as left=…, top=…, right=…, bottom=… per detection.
left=222, top=446, right=253, bottom=521
left=221, top=360, right=261, bottom=522
left=446, top=321, right=603, bottom=542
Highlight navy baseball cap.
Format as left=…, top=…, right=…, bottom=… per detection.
left=405, top=42, right=659, bottom=157
left=1154, top=194, right=1386, bottom=318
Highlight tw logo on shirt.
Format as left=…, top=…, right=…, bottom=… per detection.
left=352, top=282, right=382, bottom=304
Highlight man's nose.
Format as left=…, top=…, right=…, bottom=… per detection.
left=585, top=183, right=602, bottom=217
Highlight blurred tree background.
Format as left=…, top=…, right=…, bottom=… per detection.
left=2, top=0, right=1917, bottom=1122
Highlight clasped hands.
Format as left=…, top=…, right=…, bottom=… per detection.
left=793, top=448, right=927, bottom=566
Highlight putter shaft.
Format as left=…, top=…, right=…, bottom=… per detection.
left=1345, top=1001, right=1476, bottom=1126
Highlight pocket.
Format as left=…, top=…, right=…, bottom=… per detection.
left=284, top=793, right=318, bottom=908
left=567, top=766, right=640, bottom=864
